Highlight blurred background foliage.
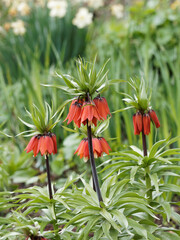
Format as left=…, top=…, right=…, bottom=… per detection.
left=0, top=0, right=180, bottom=191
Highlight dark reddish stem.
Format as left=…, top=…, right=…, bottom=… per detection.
left=45, top=154, right=53, bottom=199
left=87, top=123, right=103, bottom=204
left=142, top=130, right=147, bottom=156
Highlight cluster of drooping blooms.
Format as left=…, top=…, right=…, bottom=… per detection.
left=133, top=109, right=160, bottom=135
left=74, top=137, right=111, bottom=162
left=65, top=95, right=111, bottom=161
left=25, top=133, right=57, bottom=156
left=65, top=96, right=111, bottom=127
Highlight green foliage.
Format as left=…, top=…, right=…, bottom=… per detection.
left=43, top=57, right=115, bottom=97
left=100, top=136, right=180, bottom=232
left=120, top=77, right=151, bottom=112
left=1, top=173, right=178, bottom=239
left=87, top=0, right=180, bottom=145
left=0, top=2, right=88, bottom=82
left=19, top=100, right=65, bottom=135
left=0, top=143, right=37, bottom=190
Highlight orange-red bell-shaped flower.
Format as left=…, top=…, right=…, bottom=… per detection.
left=133, top=114, right=140, bottom=135
left=133, top=112, right=143, bottom=135
left=149, top=110, right=160, bottom=128
left=143, top=114, right=151, bottom=135
left=74, top=137, right=111, bottom=161
left=136, top=112, right=143, bottom=132
left=133, top=110, right=160, bottom=135
left=64, top=98, right=83, bottom=128
left=93, top=97, right=111, bottom=120
left=81, top=100, right=101, bottom=126
left=25, top=133, right=57, bottom=157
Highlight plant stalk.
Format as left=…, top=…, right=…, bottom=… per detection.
left=45, top=155, right=60, bottom=238
left=142, top=131, right=152, bottom=202
left=87, top=122, right=103, bottom=204
left=142, top=131, right=147, bottom=157
left=45, top=154, right=53, bottom=199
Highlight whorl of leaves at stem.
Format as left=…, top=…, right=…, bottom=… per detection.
left=18, top=102, right=65, bottom=136
left=42, top=57, right=124, bottom=98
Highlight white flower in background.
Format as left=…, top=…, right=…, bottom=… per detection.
left=111, top=4, right=124, bottom=19
left=87, top=0, right=104, bottom=9
left=11, top=20, right=26, bottom=35
left=47, top=0, right=68, bottom=18
left=72, top=7, right=93, bottom=29
left=17, top=2, right=31, bottom=16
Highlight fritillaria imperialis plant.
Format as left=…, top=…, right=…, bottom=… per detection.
left=20, top=102, right=64, bottom=199
left=46, top=58, right=112, bottom=204
left=74, top=137, right=111, bottom=162
left=121, top=78, right=161, bottom=201
left=122, top=78, right=160, bottom=156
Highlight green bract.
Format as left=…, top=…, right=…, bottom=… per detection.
left=120, top=77, right=151, bottom=112
left=61, top=118, right=111, bottom=139
left=43, top=57, right=111, bottom=97
left=19, top=102, right=64, bottom=136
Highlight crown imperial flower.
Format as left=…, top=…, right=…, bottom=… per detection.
left=74, top=137, right=111, bottom=162
left=133, top=112, right=143, bottom=135
left=81, top=100, right=101, bottom=126
left=149, top=110, right=160, bottom=128
left=20, top=102, right=63, bottom=157
left=93, top=97, right=111, bottom=120
left=133, top=114, right=140, bottom=135
left=65, top=96, right=111, bottom=128
left=64, top=98, right=83, bottom=127
left=133, top=109, right=160, bottom=135
left=25, top=133, right=57, bottom=157
left=143, top=114, right=151, bottom=135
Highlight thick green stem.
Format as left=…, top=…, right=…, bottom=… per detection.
left=142, top=131, right=152, bottom=202
left=45, top=155, right=60, bottom=238
left=145, top=166, right=152, bottom=202
left=87, top=123, right=103, bottom=204
left=52, top=202, right=60, bottom=240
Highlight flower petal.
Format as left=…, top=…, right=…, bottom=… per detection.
left=25, top=136, right=36, bottom=153
left=149, top=110, right=160, bottom=128
left=52, top=134, right=57, bottom=154
left=143, top=114, right=151, bottom=135
left=33, top=137, right=39, bottom=157
left=133, top=114, right=140, bottom=135
left=136, top=112, right=143, bottom=132
left=93, top=138, right=102, bottom=155
left=99, top=137, right=111, bottom=155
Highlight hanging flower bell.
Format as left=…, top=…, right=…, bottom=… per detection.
left=25, top=133, right=57, bottom=157
left=64, top=98, right=83, bottom=128
left=149, top=109, right=160, bottom=128
left=93, top=96, right=111, bottom=120
left=74, top=137, right=111, bottom=162
left=81, top=100, right=101, bottom=127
